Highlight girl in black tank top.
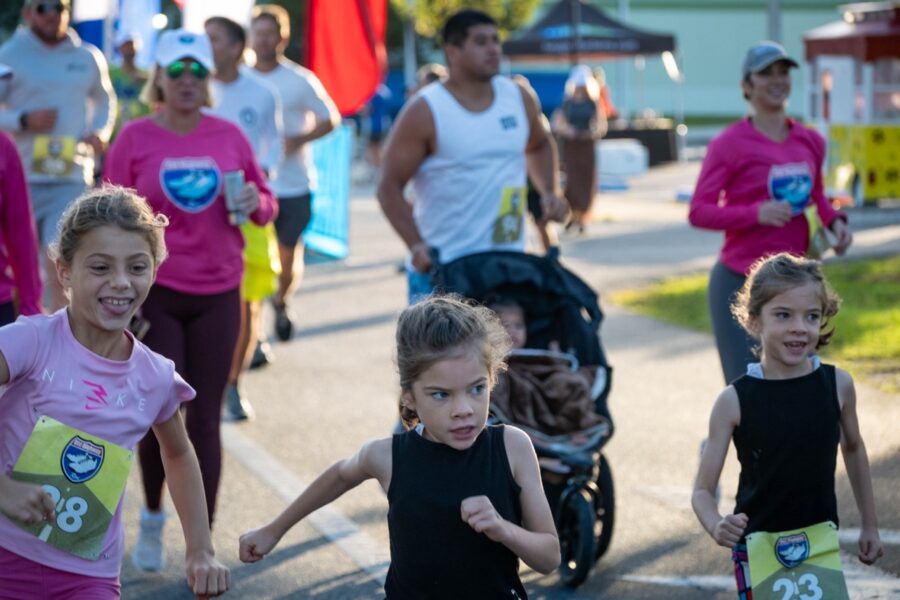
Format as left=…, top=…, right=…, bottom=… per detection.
left=690, top=253, right=883, bottom=598
left=238, top=295, right=560, bottom=598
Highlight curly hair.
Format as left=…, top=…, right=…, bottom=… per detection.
left=731, top=252, right=841, bottom=351
left=50, top=185, right=168, bottom=268
left=396, top=294, right=510, bottom=429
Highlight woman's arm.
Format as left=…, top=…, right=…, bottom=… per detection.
left=688, top=134, right=764, bottom=231
left=461, top=426, right=559, bottom=574
left=239, top=437, right=392, bottom=563
left=836, top=368, right=882, bottom=565
left=153, top=411, right=230, bottom=597
left=692, top=386, right=747, bottom=547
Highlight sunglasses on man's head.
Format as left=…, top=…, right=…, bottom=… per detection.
left=165, top=60, right=209, bottom=80
left=34, top=2, right=66, bottom=15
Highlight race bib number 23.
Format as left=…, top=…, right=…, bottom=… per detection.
left=747, top=520, right=849, bottom=600
left=10, top=416, right=132, bottom=560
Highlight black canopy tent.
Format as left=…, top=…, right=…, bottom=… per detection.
left=503, top=0, right=675, bottom=63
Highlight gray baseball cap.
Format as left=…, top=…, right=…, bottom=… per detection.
left=742, top=41, right=799, bottom=77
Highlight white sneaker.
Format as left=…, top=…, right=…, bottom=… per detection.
left=132, top=508, right=166, bottom=571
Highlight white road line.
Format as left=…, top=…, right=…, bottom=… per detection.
left=222, top=424, right=390, bottom=586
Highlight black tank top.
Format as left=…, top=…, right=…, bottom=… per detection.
left=732, top=364, right=840, bottom=540
left=384, top=425, right=527, bottom=599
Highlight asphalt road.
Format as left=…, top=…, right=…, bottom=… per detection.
left=119, top=161, right=900, bottom=599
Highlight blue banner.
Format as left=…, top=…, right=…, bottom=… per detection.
left=307, top=125, right=353, bottom=259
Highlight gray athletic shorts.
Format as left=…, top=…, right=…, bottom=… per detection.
left=274, top=192, right=313, bottom=247
left=30, top=180, right=87, bottom=247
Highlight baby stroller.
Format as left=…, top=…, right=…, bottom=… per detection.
left=433, top=251, right=614, bottom=588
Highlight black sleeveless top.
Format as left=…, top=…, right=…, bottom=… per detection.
left=732, top=364, right=841, bottom=541
left=384, top=425, right=527, bottom=599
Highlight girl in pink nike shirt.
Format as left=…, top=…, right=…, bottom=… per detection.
left=0, top=186, right=229, bottom=599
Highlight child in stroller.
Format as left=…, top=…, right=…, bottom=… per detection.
left=434, top=251, right=614, bottom=588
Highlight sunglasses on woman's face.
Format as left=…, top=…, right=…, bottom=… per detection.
left=35, top=2, right=67, bottom=15
left=165, top=60, right=209, bottom=80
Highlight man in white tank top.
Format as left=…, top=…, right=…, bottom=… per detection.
left=377, top=9, right=569, bottom=303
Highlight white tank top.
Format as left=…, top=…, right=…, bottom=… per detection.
left=412, top=76, right=529, bottom=264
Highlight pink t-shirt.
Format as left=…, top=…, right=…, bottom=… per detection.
left=103, top=114, right=276, bottom=294
left=688, top=118, right=845, bottom=275
left=0, top=309, right=195, bottom=577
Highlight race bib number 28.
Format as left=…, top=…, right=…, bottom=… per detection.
left=10, top=416, right=132, bottom=560
left=747, top=521, right=849, bottom=600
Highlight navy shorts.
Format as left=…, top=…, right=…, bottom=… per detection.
left=273, top=192, right=313, bottom=247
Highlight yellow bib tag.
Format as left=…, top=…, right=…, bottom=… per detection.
left=11, top=416, right=133, bottom=560
left=804, top=205, right=836, bottom=259
left=492, top=186, right=526, bottom=244
left=747, top=521, right=849, bottom=600
left=31, top=135, right=76, bottom=177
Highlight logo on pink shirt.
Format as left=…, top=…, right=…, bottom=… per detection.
left=160, top=157, right=221, bottom=212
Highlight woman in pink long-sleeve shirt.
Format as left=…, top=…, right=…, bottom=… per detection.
left=103, top=30, right=276, bottom=573
left=688, top=41, right=852, bottom=385
left=0, top=132, right=42, bottom=324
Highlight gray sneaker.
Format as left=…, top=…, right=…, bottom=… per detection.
left=224, top=383, right=253, bottom=421
left=132, top=508, right=166, bottom=572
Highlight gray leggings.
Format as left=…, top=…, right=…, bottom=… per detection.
left=708, top=261, right=757, bottom=385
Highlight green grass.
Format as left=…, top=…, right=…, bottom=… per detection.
left=612, top=256, right=900, bottom=392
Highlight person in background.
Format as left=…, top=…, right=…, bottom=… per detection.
left=205, top=14, right=283, bottom=422
left=377, top=9, right=568, bottom=304
left=593, top=66, right=618, bottom=121
left=0, top=127, right=42, bottom=326
left=250, top=4, right=341, bottom=342
left=688, top=41, right=852, bottom=386
left=553, top=65, right=607, bottom=235
left=103, top=29, right=276, bottom=572
left=365, top=83, right=392, bottom=170
left=108, top=31, right=150, bottom=139
left=0, top=0, right=116, bottom=311
left=409, top=63, right=447, bottom=97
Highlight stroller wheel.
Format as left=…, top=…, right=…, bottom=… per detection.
left=594, top=454, right=615, bottom=562
left=558, top=488, right=595, bottom=588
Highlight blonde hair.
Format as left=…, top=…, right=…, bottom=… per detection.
left=50, top=185, right=168, bottom=268
left=731, top=252, right=841, bottom=350
left=140, top=64, right=213, bottom=108
left=396, top=294, right=510, bottom=428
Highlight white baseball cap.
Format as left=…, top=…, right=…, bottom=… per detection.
left=154, top=29, right=213, bottom=71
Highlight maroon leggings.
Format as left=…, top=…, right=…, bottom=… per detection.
left=137, top=284, right=240, bottom=523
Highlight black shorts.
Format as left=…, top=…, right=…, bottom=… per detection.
left=274, top=192, right=313, bottom=247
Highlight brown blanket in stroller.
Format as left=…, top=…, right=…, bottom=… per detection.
left=491, top=352, right=604, bottom=436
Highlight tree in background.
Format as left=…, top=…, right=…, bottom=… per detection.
left=389, top=0, right=541, bottom=40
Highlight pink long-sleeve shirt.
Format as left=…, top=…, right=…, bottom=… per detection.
left=103, top=115, right=276, bottom=294
left=689, top=117, right=845, bottom=275
left=0, top=132, right=41, bottom=315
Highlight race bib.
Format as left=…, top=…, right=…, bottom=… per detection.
left=747, top=521, right=849, bottom=600
left=805, top=205, right=837, bottom=259
left=10, top=416, right=132, bottom=560
left=492, top=186, right=526, bottom=244
left=31, top=135, right=76, bottom=177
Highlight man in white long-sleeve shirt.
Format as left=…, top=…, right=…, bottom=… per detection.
left=0, top=0, right=115, bottom=310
